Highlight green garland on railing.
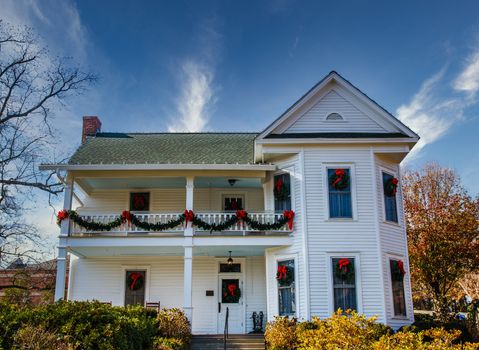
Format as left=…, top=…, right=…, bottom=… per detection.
left=57, top=209, right=295, bottom=233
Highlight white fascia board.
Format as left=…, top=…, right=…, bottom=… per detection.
left=39, top=163, right=277, bottom=171
left=66, top=236, right=185, bottom=247
left=193, top=236, right=293, bottom=246
left=256, top=137, right=419, bottom=145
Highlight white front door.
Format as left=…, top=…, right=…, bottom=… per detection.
left=218, top=276, right=244, bottom=334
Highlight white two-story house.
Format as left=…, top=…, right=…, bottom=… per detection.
left=41, top=71, right=418, bottom=334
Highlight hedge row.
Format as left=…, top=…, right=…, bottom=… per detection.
left=0, top=301, right=191, bottom=350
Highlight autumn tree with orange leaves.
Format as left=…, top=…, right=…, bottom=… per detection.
left=402, top=163, right=479, bottom=319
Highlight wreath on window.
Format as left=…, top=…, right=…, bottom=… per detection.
left=335, top=258, right=355, bottom=280
left=391, top=260, right=406, bottom=281
left=127, top=272, right=144, bottom=291
left=222, top=283, right=241, bottom=303
left=329, top=169, right=349, bottom=190
left=276, top=265, right=294, bottom=286
left=384, top=177, right=399, bottom=197
left=274, top=177, right=290, bottom=201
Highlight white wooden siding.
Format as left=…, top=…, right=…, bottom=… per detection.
left=285, top=90, right=387, bottom=133
left=68, top=255, right=267, bottom=335
left=78, top=188, right=263, bottom=214
left=302, top=147, right=385, bottom=322
left=375, top=156, right=414, bottom=328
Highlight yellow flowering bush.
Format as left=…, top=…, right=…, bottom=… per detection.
left=265, top=310, right=479, bottom=350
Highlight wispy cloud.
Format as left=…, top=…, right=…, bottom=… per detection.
left=397, top=47, right=479, bottom=159
left=168, top=61, right=215, bottom=132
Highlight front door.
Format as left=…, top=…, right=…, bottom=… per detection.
left=125, top=270, right=146, bottom=306
left=218, top=276, right=244, bottom=334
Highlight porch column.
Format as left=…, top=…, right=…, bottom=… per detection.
left=183, top=246, right=193, bottom=321
left=185, top=176, right=194, bottom=235
left=55, top=177, right=73, bottom=301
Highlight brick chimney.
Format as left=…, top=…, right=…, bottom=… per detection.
left=82, top=116, right=101, bottom=143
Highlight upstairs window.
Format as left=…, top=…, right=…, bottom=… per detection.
left=326, top=113, right=344, bottom=121
left=332, top=257, right=357, bottom=311
left=274, top=173, right=291, bottom=213
left=223, top=195, right=244, bottom=212
left=328, top=168, right=352, bottom=218
left=130, top=192, right=150, bottom=212
left=382, top=172, right=398, bottom=223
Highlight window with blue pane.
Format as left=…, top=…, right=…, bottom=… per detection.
left=274, top=173, right=291, bottom=213
left=277, top=259, right=295, bottom=316
left=382, top=172, right=398, bottom=223
left=332, top=257, right=357, bottom=311
left=328, top=168, right=352, bottom=218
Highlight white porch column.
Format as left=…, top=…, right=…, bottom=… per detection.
left=183, top=176, right=194, bottom=321
left=183, top=246, right=193, bottom=321
left=55, top=176, right=73, bottom=301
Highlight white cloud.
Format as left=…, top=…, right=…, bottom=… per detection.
left=168, top=61, right=214, bottom=132
left=453, top=51, right=479, bottom=97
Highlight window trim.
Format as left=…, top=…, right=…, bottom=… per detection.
left=326, top=252, right=362, bottom=314
left=121, top=265, right=151, bottom=307
left=322, top=163, right=358, bottom=221
left=379, top=167, right=400, bottom=226
left=274, top=254, right=299, bottom=318
left=386, top=254, right=409, bottom=319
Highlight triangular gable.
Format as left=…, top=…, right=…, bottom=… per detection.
left=257, top=71, right=419, bottom=140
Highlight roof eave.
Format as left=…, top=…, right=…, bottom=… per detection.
left=39, top=163, right=277, bottom=171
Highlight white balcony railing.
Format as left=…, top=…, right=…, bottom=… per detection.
left=70, top=212, right=291, bottom=236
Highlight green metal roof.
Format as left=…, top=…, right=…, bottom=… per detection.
left=69, top=132, right=258, bottom=165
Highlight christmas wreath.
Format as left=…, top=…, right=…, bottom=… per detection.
left=335, top=258, right=355, bottom=281
left=274, top=177, right=290, bottom=201
left=330, top=169, right=349, bottom=190
left=391, top=260, right=406, bottom=281
left=127, top=272, right=144, bottom=291
left=384, top=177, right=399, bottom=197
left=276, top=265, right=294, bottom=286
left=222, top=283, right=241, bottom=303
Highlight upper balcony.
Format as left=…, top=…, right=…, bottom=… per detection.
left=62, top=173, right=294, bottom=238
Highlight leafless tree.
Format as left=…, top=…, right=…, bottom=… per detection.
left=0, top=21, right=95, bottom=267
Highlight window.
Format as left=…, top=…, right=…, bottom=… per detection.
left=332, top=257, right=357, bottom=311
left=389, top=259, right=407, bottom=316
left=328, top=168, right=352, bottom=218
left=382, top=172, right=398, bottom=222
left=277, top=259, right=295, bottom=316
left=130, top=192, right=150, bottom=211
left=219, top=263, right=241, bottom=273
left=326, top=113, right=344, bottom=121
left=223, top=195, right=244, bottom=211
left=274, top=173, right=291, bottom=213
left=125, top=270, right=146, bottom=306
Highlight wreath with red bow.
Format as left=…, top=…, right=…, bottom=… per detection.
left=384, top=177, right=399, bottom=197
left=330, top=169, right=350, bottom=190
left=391, top=260, right=406, bottom=281
left=335, top=258, right=355, bottom=281
left=222, top=283, right=241, bottom=303
left=276, top=265, right=294, bottom=286
left=127, top=272, right=144, bottom=291
left=274, top=178, right=290, bottom=201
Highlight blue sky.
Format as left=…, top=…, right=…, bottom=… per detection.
left=2, top=1, right=479, bottom=248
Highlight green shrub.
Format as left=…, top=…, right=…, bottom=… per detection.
left=157, top=308, right=191, bottom=343
left=264, top=316, right=297, bottom=350
left=153, top=337, right=187, bottom=350
left=0, top=300, right=158, bottom=350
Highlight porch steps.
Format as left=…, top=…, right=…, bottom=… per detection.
left=191, top=334, right=265, bottom=350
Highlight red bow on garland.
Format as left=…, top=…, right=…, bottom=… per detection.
left=236, top=210, right=247, bottom=225
left=184, top=210, right=195, bottom=226
left=338, top=258, right=350, bottom=273
left=121, top=210, right=131, bottom=223
left=277, top=265, right=288, bottom=280
left=129, top=272, right=143, bottom=290
left=227, top=284, right=237, bottom=296
left=397, top=260, right=405, bottom=276
left=56, top=209, right=69, bottom=226
left=283, top=210, right=295, bottom=230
